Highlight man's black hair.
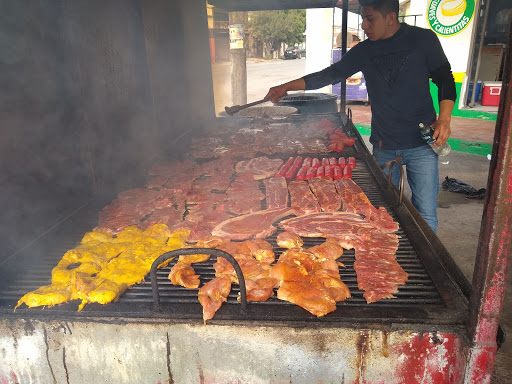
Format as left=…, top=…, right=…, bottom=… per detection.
left=359, top=0, right=399, bottom=18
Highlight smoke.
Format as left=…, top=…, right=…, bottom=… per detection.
left=0, top=0, right=214, bottom=264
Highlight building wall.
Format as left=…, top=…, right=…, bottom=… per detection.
left=306, top=8, right=335, bottom=94
left=407, top=0, right=493, bottom=118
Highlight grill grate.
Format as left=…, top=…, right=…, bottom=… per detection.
left=0, top=116, right=467, bottom=324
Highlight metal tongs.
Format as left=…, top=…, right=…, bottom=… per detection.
left=224, top=98, right=270, bottom=116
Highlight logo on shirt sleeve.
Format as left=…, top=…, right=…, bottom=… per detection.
left=373, top=51, right=409, bottom=88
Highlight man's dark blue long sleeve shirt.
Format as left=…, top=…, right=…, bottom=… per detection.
left=303, top=23, right=455, bottom=150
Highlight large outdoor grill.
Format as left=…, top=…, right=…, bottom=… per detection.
left=0, top=1, right=510, bottom=383
left=0, top=113, right=467, bottom=327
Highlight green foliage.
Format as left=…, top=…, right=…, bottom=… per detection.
left=248, top=10, right=306, bottom=51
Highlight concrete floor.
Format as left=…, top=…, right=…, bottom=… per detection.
left=212, top=58, right=511, bottom=383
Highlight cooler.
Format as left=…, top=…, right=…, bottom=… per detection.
left=482, top=81, right=502, bottom=106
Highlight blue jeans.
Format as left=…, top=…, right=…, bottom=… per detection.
left=373, top=145, right=439, bottom=232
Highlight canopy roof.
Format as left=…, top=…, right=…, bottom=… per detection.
left=207, top=0, right=362, bottom=14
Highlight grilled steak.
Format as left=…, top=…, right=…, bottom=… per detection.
left=308, top=177, right=341, bottom=212
left=279, top=212, right=373, bottom=239
left=334, top=178, right=373, bottom=217
left=334, top=179, right=399, bottom=232
left=211, top=207, right=294, bottom=240
left=263, top=176, right=289, bottom=209
left=288, top=180, right=321, bottom=216
left=226, top=173, right=264, bottom=215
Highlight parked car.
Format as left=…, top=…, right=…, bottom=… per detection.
left=284, top=46, right=306, bottom=59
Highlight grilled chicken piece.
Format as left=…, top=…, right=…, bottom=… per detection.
left=169, top=263, right=201, bottom=289
left=195, top=236, right=225, bottom=248
left=15, top=284, right=71, bottom=310
left=198, top=275, right=232, bottom=323
left=312, top=269, right=351, bottom=302
left=270, top=248, right=350, bottom=317
left=236, top=239, right=275, bottom=264
left=307, top=242, right=343, bottom=260
left=276, top=231, right=304, bottom=249
left=211, top=240, right=278, bottom=303
left=177, top=253, right=210, bottom=264
left=277, top=281, right=336, bottom=317
left=244, top=277, right=279, bottom=302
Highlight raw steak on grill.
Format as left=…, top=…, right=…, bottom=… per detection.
left=334, top=179, right=399, bottom=232
left=188, top=204, right=233, bottom=241
left=279, top=211, right=373, bottom=240
left=288, top=180, right=321, bottom=216
left=211, top=207, right=294, bottom=240
left=308, top=177, right=341, bottom=212
left=226, top=173, right=265, bottom=215
left=263, top=176, right=289, bottom=209
left=235, top=156, right=284, bottom=180
left=139, top=206, right=183, bottom=230
left=334, top=178, right=374, bottom=217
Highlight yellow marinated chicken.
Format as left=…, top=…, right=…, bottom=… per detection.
left=15, top=283, right=72, bottom=310
left=16, top=224, right=189, bottom=311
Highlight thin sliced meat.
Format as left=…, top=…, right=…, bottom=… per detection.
left=263, top=177, right=289, bottom=209
left=308, top=177, right=341, bottom=212
left=353, top=230, right=407, bottom=303
left=235, top=156, right=284, bottom=180
left=288, top=180, right=321, bottom=216
left=211, top=207, right=294, bottom=241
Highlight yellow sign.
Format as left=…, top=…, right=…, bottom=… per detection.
left=427, top=0, right=475, bottom=36
left=229, top=24, right=244, bottom=49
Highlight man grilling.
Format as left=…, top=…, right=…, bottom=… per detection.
left=265, top=0, right=456, bottom=233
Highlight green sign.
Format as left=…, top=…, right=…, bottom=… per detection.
left=427, top=0, right=475, bottom=36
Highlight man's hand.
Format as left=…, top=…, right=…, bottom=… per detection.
left=265, top=78, right=306, bottom=103
left=431, top=118, right=451, bottom=146
left=265, top=85, right=288, bottom=103
left=432, top=99, right=455, bottom=146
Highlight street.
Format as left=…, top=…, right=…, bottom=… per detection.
left=211, top=57, right=510, bottom=383
left=212, top=57, right=307, bottom=114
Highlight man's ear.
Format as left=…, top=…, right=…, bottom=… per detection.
left=387, top=12, right=397, bottom=25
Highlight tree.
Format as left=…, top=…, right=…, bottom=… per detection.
left=248, top=10, right=306, bottom=58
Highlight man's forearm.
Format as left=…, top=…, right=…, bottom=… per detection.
left=432, top=99, right=454, bottom=145
left=438, top=99, right=454, bottom=122
left=282, top=78, right=306, bottom=92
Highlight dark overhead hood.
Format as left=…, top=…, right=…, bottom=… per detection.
left=207, top=0, right=362, bottom=14
left=207, top=0, right=338, bottom=11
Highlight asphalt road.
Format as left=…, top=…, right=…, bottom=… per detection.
left=212, top=57, right=307, bottom=114
left=211, top=57, right=510, bottom=383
